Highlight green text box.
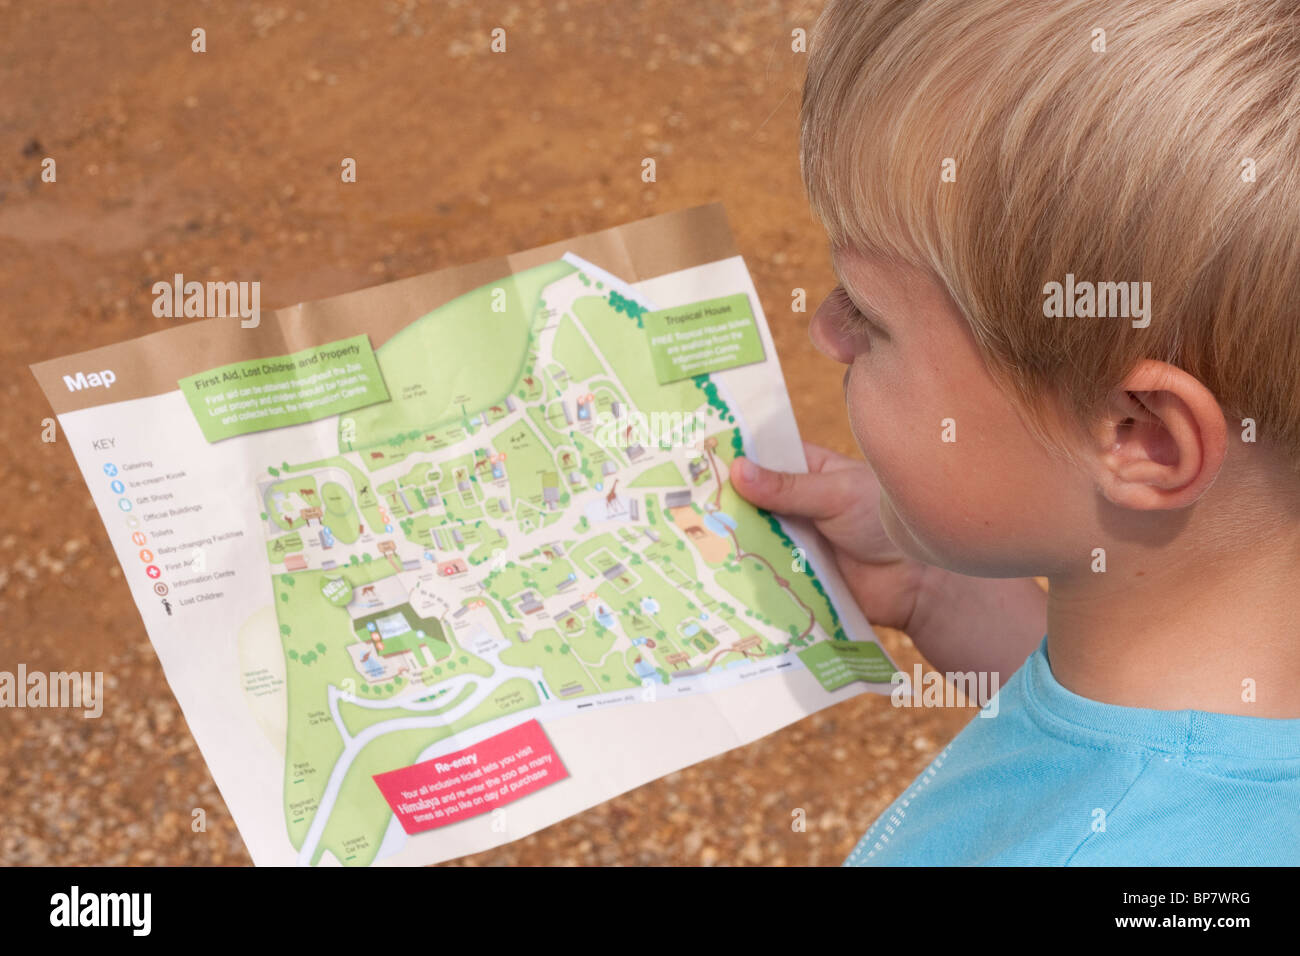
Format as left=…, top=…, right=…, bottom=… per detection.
left=179, top=335, right=390, bottom=441
left=797, top=639, right=896, bottom=691
left=643, top=293, right=765, bottom=384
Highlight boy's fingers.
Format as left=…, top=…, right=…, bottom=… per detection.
left=801, top=441, right=839, bottom=473
left=729, top=456, right=856, bottom=519
left=802, top=440, right=859, bottom=474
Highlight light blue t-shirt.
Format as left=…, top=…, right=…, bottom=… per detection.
left=844, top=637, right=1300, bottom=865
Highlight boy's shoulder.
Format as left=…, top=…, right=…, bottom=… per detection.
left=845, top=640, right=1300, bottom=866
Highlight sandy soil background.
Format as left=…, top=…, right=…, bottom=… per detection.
left=1, top=0, right=976, bottom=865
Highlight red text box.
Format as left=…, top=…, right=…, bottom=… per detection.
left=372, top=719, right=568, bottom=834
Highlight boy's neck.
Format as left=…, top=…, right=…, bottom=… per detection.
left=1045, top=532, right=1300, bottom=718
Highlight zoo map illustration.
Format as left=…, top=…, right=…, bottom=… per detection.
left=254, top=255, right=894, bottom=865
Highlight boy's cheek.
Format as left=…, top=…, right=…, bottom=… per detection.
left=844, top=369, right=1047, bottom=572
left=862, top=432, right=971, bottom=566
left=881, top=487, right=1024, bottom=576
left=877, top=479, right=978, bottom=570
left=867, top=424, right=1048, bottom=576
left=879, top=438, right=1089, bottom=577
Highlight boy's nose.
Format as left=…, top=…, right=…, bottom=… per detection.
left=809, top=299, right=861, bottom=364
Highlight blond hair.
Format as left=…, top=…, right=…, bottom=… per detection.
left=801, top=0, right=1300, bottom=468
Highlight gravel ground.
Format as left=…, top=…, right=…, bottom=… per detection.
left=1, top=0, right=978, bottom=866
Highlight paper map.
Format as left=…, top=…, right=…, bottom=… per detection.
left=31, top=205, right=899, bottom=866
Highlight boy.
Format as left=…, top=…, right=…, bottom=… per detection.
left=730, top=0, right=1300, bottom=864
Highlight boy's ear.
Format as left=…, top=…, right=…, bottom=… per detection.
left=1089, top=360, right=1228, bottom=510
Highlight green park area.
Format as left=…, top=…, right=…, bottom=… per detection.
left=494, top=419, right=559, bottom=512
left=273, top=559, right=525, bottom=866
left=278, top=455, right=388, bottom=531
left=629, top=461, right=686, bottom=488
left=525, top=402, right=570, bottom=450
left=500, top=628, right=600, bottom=699
left=575, top=294, right=701, bottom=416
left=272, top=567, right=370, bottom=852
left=552, top=316, right=605, bottom=382
left=336, top=682, right=473, bottom=737
left=339, top=259, right=575, bottom=454
left=320, top=481, right=361, bottom=544
left=266, top=531, right=303, bottom=565
left=313, top=677, right=540, bottom=866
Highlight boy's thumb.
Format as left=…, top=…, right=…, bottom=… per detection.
left=729, top=456, right=840, bottom=519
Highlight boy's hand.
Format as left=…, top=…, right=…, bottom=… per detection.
left=729, top=442, right=926, bottom=633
